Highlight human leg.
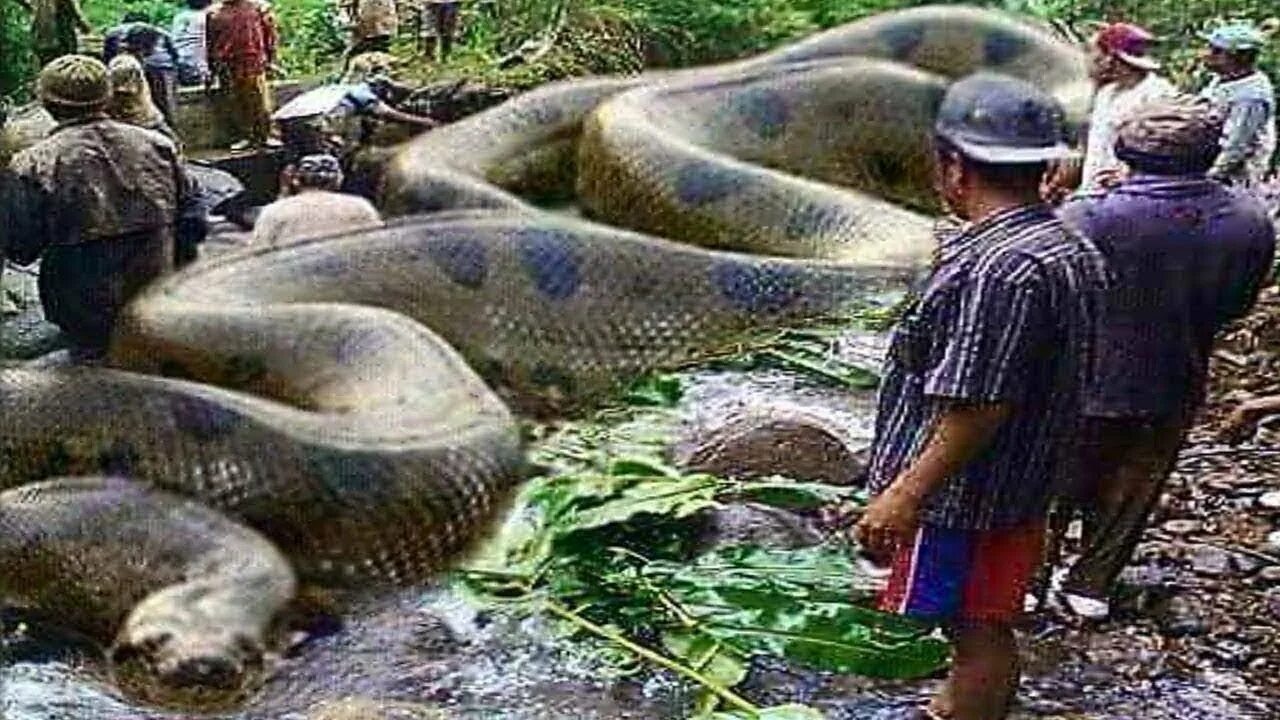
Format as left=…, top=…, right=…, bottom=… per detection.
left=880, top=522, right=1043, bottom=720
left=1062, top=416, right=1185, bottom=603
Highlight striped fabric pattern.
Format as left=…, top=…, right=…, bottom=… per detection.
left=866, top=204, right=1108, bottom=530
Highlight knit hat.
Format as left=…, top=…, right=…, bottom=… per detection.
left=38, top=55, right=111, bottom=110
left=294, top=153, right=344, bottom=187
left=1115, top=95, right=1225, bottom=174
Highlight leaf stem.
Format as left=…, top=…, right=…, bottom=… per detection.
left=543, top=598, right=761, bottom=716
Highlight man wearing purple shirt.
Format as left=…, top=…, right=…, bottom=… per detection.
left=1057, top=96, right=1276, bottom=619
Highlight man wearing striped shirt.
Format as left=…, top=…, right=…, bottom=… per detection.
left=853, top=74, right=1108, bottom=720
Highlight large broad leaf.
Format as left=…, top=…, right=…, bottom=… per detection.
left=647, top=545, right=949, bottom=679
left=661, top=631, right=748, bottom=688
left=732, top=479, right=866, bottom=511
left=702, top=705, right=827, bottom=719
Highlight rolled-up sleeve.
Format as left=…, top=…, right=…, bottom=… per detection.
left=923, top=259, right=1049, bottom=402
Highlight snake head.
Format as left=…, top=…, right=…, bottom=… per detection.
left=110, top=619, right=266, bottom=706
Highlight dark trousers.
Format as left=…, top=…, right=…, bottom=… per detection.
left=1061, top=415, right=1188, bottom=598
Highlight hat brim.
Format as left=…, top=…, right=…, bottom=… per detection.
left=1115, top=51, right=1161, bottom=70
left=948, top=138, right=1078, bottom=164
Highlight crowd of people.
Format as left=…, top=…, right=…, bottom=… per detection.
left=851, top=19, right=1278, bottom=720
left=0, top=7, right=1279, bottom=720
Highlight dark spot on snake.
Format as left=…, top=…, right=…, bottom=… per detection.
left=879, top=22, right=925, bottom=60
left=711, top=262, right=803, bottom=314
left=426, top=236, right=489, bottom=289
left=304, top=447, right=393, bottom=501
left=984, top=28, right=1027, bottom=66
left=732, top=89, right=790, bottom=140
left=865, top=150, right=908, bottom=189
left=335, top=327, right=394, bottom=366
left=225, top=354, right=269, bottom=386
left=97, top=440, right=139, bottom=476
left=170, top=396, right=241, bottom=441
left=514, top=228, right=581, bottom=300
left=675, top=162, right=747, bottom=206
left=529, top=363, right=575, bottom=396
left=309, top=254, right=350, bottom=278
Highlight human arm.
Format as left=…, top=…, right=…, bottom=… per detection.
left=1210, top=99, right=1272, bottom=181
left=260, top=5, right=279, bottom=67
left=1220, top=394, right=1280, bottom=443
left=0, top=169, right=51, bottom=267
left=369, top=101, right=439, bottom=129
left=855, top=402, right=1012, bottom=555
left=66, top=0, right=92, bottom=34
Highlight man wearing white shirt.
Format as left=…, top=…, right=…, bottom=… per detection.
left=1080, top=23, right=1175, bottom=192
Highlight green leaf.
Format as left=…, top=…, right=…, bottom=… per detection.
left=662, top=631, right=748, bottom=688
left=732, top=480, right=865, bottom=511
left=702, top=704, right=827, bottom=719
left=624, top=372, right=685, bottom=407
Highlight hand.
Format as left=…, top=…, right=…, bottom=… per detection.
left=1094, top=165, right=1129, bottom=189
left=1219, top=397, right=1280, bottom=444
left=852, top=485, right=923, bottom=560
left=1040, top=156, right=1082, bottom=205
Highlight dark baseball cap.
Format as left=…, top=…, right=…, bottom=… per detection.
left=935, top=73, right=1074, bottom=164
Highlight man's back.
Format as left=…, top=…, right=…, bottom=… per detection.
left=208, top=0, right=275, bottom=76
left=1062, top=176, right=1276, bottom=417
left=252, top=190, right=382, bottom=246
left=8, top=118, right=182, bottom=252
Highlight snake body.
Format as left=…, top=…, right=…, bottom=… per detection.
left=0, top=4, right=1086, bottom=706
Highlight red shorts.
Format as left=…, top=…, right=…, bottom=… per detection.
left=879, top=522, right=1045, bottom=624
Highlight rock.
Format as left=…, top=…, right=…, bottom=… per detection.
left=674, top=406, right=866, bottom=485
left=1161, top=519, right=1202, bottom=536
left=1267, top=530, right=1280, bottom=554
left=1183, top=543, right=1260, bottom=577
left=692, top=502, right=825, bottom=553
left=1256, top=566, right=1280, bottom=586
left=1159, top=595, right=1210, bottom=637
left=1266, top=588, right=1280, bottom=621
left=306, top=698, right=449, bottom=720
left=1257, top=491, right=1280, bottom=510
left=1205, top=639, right=1257, bottom=668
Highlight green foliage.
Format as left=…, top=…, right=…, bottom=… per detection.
left=461, top=368, right=945, bottom=716
left=0, top=0, right=35, bottom=101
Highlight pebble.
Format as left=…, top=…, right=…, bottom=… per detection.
left=1267, top=530, right=1280, bottom=554
left=1257, top=491, right=1280, bottom=510
left=1161, top=519, right=1202, bottom=536
left=1257, top=566, right=1280, bottom=586
left=1267, top=588, right=1280, bottom=621
left=1160, top=595, right=1211, bottom=637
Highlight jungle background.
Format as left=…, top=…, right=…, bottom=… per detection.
left=2, top=0, right=1278, bottom=105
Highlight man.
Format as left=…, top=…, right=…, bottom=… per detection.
left=1079, top=23, right=1175, bottom=192
left=1055, top=97, right=1276, bottom=619
left=172, top=0, right=213, bottom=87
left=422, top=0, right=463, bottom=62
left=1199, top=22, right=1277, bottom=187
left=104, top=16, right=182, bottom=126
left=251, top=153, right=382, bottom=246
left=207, top=0, right=281, bottom=150
left=0, top=55, right=188, bottom=361
left=106, top=53, right=173, bottom=138
left=853, top=74, right=1108, bottom=720
left=273, top=52, right=437, bottom=164
left=17, top=0, right=92, bottom=67
left=344, top=0, right=398, bottom=61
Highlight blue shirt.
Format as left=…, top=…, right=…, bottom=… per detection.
left=867, top=205, right=1109, bottom=530
left=1061, top=175, right=1276, bottom=418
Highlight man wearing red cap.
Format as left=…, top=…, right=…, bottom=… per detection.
left=1080, top=23, right=1174, bottom=191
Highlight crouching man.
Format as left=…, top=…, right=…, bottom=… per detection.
left=854, top=74, right=1109, bottom=720
left=0, top=55, right=188, bottom=363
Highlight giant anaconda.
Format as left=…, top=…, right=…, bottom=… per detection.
left=0, top=5, right=1087, bottom=711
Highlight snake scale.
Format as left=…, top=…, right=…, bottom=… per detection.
left=0, top=4, right=1087, bottom=706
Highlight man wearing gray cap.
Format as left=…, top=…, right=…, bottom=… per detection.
left=1199, top=22, right=1276, bottom=186
left=853, top=73, right=1108, bottom=719
left=251, top=153, right=382, bottom=246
